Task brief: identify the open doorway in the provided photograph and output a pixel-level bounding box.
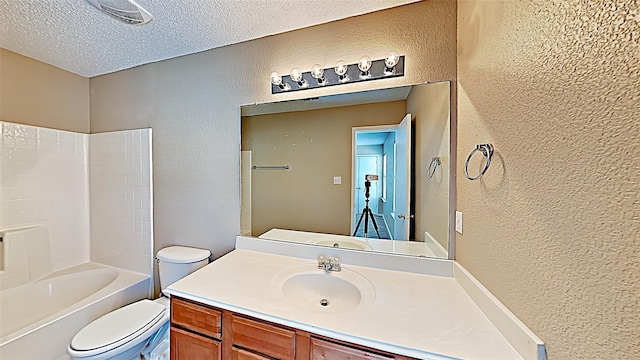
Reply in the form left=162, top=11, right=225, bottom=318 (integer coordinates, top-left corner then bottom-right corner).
left=352, top=133, right=393, bottom=239
left=350, top=114, right=412, bottom=240
left=351, top=114, right=414, bottom=240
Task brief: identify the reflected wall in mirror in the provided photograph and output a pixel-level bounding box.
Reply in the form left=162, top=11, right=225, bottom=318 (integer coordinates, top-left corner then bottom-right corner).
left=240, top=81, right=452, bottom=259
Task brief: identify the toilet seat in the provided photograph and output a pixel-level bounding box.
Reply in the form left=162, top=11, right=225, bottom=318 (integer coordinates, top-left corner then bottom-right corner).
left=69, top=300, right=168, bottom=359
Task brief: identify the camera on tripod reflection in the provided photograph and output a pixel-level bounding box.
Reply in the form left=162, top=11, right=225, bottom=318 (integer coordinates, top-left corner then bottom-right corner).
left=364, top=174, right=378, bottom=199
left=353, top=174, right=381, bottom=238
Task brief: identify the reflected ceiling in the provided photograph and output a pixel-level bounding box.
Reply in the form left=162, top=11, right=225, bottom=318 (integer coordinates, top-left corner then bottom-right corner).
left=241, top=86, right=412, bottom=116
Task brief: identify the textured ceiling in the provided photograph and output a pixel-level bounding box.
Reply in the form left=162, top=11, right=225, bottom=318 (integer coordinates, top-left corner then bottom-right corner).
left=0, top=0, right=418, bottom=78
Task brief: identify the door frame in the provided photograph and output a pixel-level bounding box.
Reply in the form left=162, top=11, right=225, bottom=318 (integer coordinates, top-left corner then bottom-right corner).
left=350, top=124, right=399, bottom=235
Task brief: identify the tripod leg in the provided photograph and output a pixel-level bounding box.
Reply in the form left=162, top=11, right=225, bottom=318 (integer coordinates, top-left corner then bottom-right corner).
left=353, top=208, right=367, bottom=236
left=367, top=208, right=381, bottom=239
left=363, top=208, right=369, bottom=238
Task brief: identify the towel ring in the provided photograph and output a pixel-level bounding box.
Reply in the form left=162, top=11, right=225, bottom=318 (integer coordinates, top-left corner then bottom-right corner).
left=464, top=144, right=494, bottom=180
left=427, top=157, right=441, bottom=178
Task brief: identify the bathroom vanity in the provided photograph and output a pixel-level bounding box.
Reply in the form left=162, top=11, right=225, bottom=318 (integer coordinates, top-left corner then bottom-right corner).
left=171, top=296, right=417, bottom=359
left=165, top=236, right=546, bottom=360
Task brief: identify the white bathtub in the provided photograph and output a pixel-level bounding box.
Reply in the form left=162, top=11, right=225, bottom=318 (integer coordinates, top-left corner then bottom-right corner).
left=0, top=262, right=151, bottom=360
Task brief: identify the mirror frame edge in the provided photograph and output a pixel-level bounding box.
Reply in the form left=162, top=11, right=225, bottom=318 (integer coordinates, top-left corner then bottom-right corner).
left=447, top=81, right=457, bottom=260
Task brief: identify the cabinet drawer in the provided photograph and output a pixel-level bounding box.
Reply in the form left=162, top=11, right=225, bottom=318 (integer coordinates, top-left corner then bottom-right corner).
left=231, top=347, right=272, bottom=360
left=231, top=315, right=295, bottom=359
left=171, top=297, right=222, bottom=339
left=171, top=327, right=221, bottom=359
left=310, top=337, right=393, bottom=360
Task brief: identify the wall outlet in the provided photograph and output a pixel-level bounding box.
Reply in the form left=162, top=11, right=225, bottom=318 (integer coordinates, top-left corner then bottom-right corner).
left=455, top=211, right=463, bottom=234
left=333, top=176, right=342, bottom=185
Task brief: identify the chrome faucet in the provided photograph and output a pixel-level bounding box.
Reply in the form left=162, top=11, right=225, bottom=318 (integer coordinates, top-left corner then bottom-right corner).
left=317, top=255, right=341, bottom=272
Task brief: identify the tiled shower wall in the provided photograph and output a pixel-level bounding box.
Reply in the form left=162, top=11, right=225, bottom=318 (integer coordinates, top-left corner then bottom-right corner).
left=0, top=122, right=153, bottom=289
left=0, top=122, right=90, bottom=279
left=89, top=129, right=153, bottom=275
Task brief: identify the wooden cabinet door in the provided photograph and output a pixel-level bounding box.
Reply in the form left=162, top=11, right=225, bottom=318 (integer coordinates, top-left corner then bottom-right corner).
left=230, top=315, right=296, bottom=359
left=310, top=337, right=393, bottom=360
left=171, top=297, right=222, bottom=339
left=231, top=347, right=273, bottom=360
left=171, top=327, right=221, bottom=360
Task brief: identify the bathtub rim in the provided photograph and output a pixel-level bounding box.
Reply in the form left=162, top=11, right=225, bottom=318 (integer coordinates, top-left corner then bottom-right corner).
left=0, top=261, right=150, bottom=347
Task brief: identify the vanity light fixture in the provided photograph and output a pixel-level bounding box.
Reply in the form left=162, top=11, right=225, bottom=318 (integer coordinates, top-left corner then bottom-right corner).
left=290, top=68, right=309, bottom=88
left=270, top=72, right=291, bottom=91
left=270, top=51, right=404, bottom=94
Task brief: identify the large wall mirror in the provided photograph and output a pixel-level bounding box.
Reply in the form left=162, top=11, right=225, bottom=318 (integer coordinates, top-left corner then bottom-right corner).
left=240, top=81, right=454, bottom=259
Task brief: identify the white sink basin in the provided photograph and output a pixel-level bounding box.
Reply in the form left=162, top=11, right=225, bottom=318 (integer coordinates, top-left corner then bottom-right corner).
left=313, top=238, right=373, bottom=250
left=272, top=265, right=375, bottom=314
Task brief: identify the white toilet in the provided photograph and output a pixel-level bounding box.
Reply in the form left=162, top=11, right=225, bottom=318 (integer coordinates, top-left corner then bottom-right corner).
left=67, top=246, right=211, bottom=360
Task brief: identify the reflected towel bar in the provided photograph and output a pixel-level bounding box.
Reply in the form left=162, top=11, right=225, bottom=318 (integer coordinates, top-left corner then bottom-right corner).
left=427, top=157, right=441, bottom=179
left=253, top=165, right=290, bottom=170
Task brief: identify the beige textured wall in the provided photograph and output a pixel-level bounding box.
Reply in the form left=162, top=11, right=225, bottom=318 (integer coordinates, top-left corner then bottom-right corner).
left=243, top=101, right=406, bottom=236
left=457, top=1, right=639, bottom=359
left=406, top=82, right=451, bottom=250
left=0, top=49, right=89, bottom=133
left=89, top=0, right=457, bottom=293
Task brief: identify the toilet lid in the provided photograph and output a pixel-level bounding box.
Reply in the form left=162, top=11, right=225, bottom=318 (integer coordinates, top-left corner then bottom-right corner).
left=71, top=299, right=166, bottom=351
left=156, top=246, right=211, bottom=263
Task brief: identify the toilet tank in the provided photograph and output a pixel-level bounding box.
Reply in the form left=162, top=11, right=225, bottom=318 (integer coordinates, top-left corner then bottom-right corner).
left=156, top=246, right=211, bottom=294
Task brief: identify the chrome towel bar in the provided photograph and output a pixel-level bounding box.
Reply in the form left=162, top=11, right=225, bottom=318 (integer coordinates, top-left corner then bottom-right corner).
left=252, top=165, right=290, bottom=170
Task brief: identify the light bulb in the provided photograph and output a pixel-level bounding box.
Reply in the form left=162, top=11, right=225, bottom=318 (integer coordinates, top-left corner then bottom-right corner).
left=311, top=64, right=324, bottom=79
left=270, top=72, right=282, bottom=86
left=290, top=68, right=308, bottom=88
left=290, top=68, right=302, bottom=82
left=334, top=60, right=348, bottom=76
left=384, top=51, right=400, bottom=75
left=385, top=51, right=400, bottom=68
left=358, top=56, right=372, bottom=72
left=358, top=55, right=372, bottom=79
left=270, top=72, right=290, bottom=90
left=311, top=64, right=327, bottom=85
left=334, top=60, right=350, bottom=82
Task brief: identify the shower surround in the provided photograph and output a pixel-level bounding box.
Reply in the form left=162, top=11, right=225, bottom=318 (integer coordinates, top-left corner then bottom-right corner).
left=0, top=122, right=153, bottom=289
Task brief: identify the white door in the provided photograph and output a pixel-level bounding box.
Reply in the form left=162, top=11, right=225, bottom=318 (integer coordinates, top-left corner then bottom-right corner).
left=393, top=114, right=412, bottom=240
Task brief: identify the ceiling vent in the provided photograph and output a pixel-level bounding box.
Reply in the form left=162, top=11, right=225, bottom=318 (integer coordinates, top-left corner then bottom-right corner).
left=85, top=0, right=153, bottom=25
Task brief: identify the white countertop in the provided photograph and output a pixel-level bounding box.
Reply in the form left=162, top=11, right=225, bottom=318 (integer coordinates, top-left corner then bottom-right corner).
left=165, top=248, right=523, bottom=360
